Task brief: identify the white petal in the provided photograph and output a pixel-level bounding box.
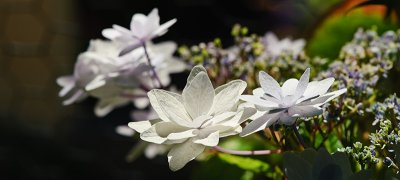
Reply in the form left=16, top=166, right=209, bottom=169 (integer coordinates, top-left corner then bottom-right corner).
left=94, top=97, right=129, bottom=117
left=252, top=88, right=264, bottom=96
left=193, top=131, right=219, bottom=146
left=278, top=113, right=297, bottom=125
left=119, top=42, right=143, bottom=56
left=303, top=78, right=334, bottom=98
left=293, top=68, right=310, bottom=100
left=220, top=126, right=242, bottom=137
left=208, top=112, right=237, bottom=126
left=289, top=106, right=323, bottom=117
left=62, top=89, right=87, bottom=105
left=141, top=122, right=188, bottom=144
left=128, top=119, right=160, bottom=133
left=167, top=129, right=198, bottom=140
left=185, top=65, right=207, bottom=88
left=240, top=95, right=279, bottom=110
left=182, top=72, right=214, bottom=119
left=152, top=18, right=177, bottom=37
left=168, top=140, right=205, bottom=171
left=116, top=125, right=135, bottom=136
left=210, top=80, right=246, bottom=115
left=102, top=28, right=121, bottom=40
left=259, top=71, right=282, bottom=99
left=299, top=88, right=347, bottom=106
left=240, top=112, right=281, bottom=137
left=133, top=97, right=150, bottom=109
left=148, top=89, right=192, bottom=126
left=281, top=78, right=298, bottom=97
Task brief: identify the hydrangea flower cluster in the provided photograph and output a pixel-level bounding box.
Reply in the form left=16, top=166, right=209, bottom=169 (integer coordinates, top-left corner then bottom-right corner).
left=340, top=94, right=400, bottom=172
left=56, top=7, right=400, bottom=178
left=178, top=25, right=326, bottom=91
left=319, top=29, right=399, bottom=122
left=57, top=9, right=185, bottom=117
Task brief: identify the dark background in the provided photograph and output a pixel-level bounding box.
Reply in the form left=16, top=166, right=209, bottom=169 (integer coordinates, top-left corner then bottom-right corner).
left=0, top=0, right=336, bottom=179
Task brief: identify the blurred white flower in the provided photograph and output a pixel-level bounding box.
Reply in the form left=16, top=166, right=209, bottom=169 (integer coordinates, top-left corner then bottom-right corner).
left=102, top=8, right=177, bottom=56
left=263, top=32, right=305, bottom=57
left=128, top=65, right=255, bottom=171
left=240, top=68, right=347, bottom=137
left=57, top=39, right=186, bottom=117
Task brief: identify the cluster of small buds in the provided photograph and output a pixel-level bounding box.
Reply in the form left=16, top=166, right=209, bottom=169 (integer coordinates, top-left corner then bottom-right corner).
left=179, top=24, right=324, bottom=91
left=340, top=94, right=400, bottom=171
left=338, top=142, right=379, bottom=168
left=318, top=29, right=400, bottom=122
left=367, top=94, right=400, bottom=125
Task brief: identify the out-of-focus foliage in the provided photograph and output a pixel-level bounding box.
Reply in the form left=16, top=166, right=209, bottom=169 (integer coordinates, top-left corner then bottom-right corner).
left=308, top=11, right=398, bottom=59
left=283, top=148, right=371, bottom=180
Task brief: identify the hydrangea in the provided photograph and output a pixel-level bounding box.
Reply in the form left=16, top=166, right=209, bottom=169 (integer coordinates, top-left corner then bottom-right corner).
left=57, top=39, right=185, bottom=116
left=102, top=8, right=177, bottom=55
left=128, top=65, right=255, bottom=171
left=262, top=32, right=305, bottom=57
left=240, top=68, right=347, bottom=136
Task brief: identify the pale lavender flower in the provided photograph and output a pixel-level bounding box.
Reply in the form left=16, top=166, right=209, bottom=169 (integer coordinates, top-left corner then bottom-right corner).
left=102, top=8, right=177, bottom=56
left=240, top=68, right=347, bottom=136
left=129, top=65, right=255, bottom=171
left=262, top=32, right=305, bottom=57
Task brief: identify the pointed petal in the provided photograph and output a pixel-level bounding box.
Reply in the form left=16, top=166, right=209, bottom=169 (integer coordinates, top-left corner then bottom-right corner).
left=102, top=28, right=121, bottom=40
left=185, top=65, right=207, bottom=88
left=293, top=68, right=310, bottom=99
left=94, top=97, right=129, bottom=117
left=259, top=71, right=282, bottom=99
left=303, top=78, right=334, bottom=98
left=210, top=80, right=246, bottom=115
left=119, top=42, right=142, bottom=56
left=148, top=89, right=192, bottom=126
left=140, top=121, right=189, bottom=144
left=240, top=95, right=279, bottom=110
left=299, top=88, right=347, bottom=106
left=167, top=129, right=198, bottom=140
left=152, top=18, right=177, bottom=37
left=281, top=78, right=298, bottom=97
left=182, top=72, right=214, bottom=119
left=168, top=140, right=205, bottom=171
left=240, top=112, right=281, bottom=137
left=128, top=119, right=161, bottom=133
left=62, top=89, right=87, bottom=105
left=289, top=106, right=323, bottom=117
left=193, top=131, right=219, bottom=146
left=252, top=88, right=264, bottom=96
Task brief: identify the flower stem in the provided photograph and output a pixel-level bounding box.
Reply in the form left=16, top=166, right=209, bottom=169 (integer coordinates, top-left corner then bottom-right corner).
left=292, top=124, right=307, bottom=149
left=142, top=43, right=164, bottom=89
left=213, top=146, right=282, bottom=155
left=269, top=127, right=280, bottom=146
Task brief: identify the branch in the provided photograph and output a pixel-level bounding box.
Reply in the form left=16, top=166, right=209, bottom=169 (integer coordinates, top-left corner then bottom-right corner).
left=213, top=146, right=282, bottom=155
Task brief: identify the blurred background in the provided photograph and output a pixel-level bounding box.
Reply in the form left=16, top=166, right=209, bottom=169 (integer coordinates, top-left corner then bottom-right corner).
left=0, top=0, right=398, bottom=179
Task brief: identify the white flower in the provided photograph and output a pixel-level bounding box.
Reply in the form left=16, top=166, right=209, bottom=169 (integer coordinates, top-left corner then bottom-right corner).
left=102, top=8, right=177, bottom=56
left=128, top=65, right=255, bottom=171
left=240, top=68, right=347, bottom=137
left=263, top=32, right=305, bottom=57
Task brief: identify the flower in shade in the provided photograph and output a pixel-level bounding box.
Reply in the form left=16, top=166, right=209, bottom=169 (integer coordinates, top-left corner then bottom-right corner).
left=102, top=8, right=177, bottom=56
left=240, top=68, right=347, bottom=137
left=262, top=32, right=305, bottom=57
left=128, top=65, right=255, bottom=171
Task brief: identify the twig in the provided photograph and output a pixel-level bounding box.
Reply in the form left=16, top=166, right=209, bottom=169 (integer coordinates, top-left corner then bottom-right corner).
left=142, top=43, right=164, bottom=89
left=213, top=146, right=282, bottom=155
left=292, top=124, right=308, bottom=149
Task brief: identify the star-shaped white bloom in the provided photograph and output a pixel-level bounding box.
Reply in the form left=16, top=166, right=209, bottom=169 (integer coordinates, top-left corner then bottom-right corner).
left=102, top=8, right=177, bottom=56
left=263, top=32, right=305, bottom=57
left=128, top=65, right=256, bottom=171
left=240, top=68, right=347, bottom=137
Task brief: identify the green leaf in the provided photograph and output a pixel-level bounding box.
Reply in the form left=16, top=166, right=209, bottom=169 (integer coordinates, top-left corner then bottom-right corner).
left=312, top=148, right=337, bottom=179
left=332, top=152, right=353, bottom=178
left=217, top=153, right=270, bottom=174
left=283, top=151, right=313, bottom=180
left=345, top=170, right=371, bottom=180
